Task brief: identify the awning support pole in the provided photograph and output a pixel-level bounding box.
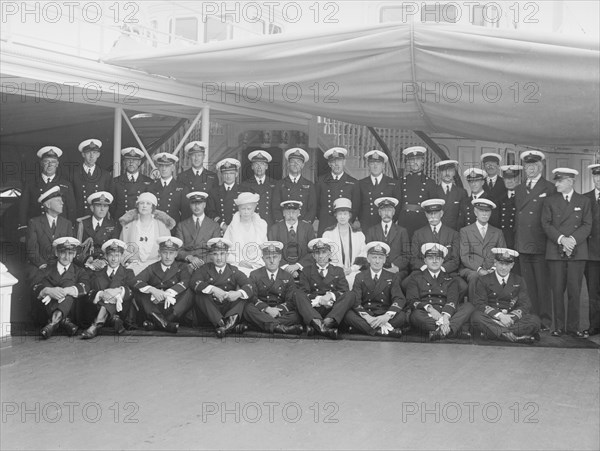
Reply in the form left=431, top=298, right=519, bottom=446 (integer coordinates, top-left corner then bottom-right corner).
left=113, top=107, right=122, bottom=177
left=171, top=110, right=204, bottom=158
left=201, top=106, right=210, bottom=168
left=120, top=110, right=156, bottom=170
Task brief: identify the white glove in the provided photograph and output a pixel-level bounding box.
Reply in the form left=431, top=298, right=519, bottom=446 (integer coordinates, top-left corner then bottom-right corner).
left=164, top=296, right=177, bottom=309
left=57, top=296, right=66, bottom=304
left=92, top=291, right=103, bottom=304
left=379, top=322, right=394, bottom=335
left=41, top=295, right=51, bottom=305
left=116, top=295, right=123, bottom=312
left=311, top=296, right=321, bottom=308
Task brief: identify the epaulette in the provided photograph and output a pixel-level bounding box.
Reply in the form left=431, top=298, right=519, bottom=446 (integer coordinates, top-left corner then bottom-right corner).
left=76, top=215, right=91, bottom=223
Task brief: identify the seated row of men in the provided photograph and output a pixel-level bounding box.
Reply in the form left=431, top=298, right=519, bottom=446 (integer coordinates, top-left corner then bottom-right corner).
left=33, top=235, right=541, bottom=344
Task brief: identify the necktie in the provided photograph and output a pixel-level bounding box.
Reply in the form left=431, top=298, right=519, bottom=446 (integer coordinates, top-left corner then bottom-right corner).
left=196, top=171, right=201, bottom=177
left=373, top=178, right=378, bottom=186
left=384, top=224, right=389, bottom=237
left=226, top=186, right=230, bottom=191
left=509, top=191, right=514, bottom=199
left=527, top=180, right=533, bottom=192
left=51, top=219, right=56, bottom=234
left=196, top=218, right=201, bottom=231
left=502, top=278, right=506, bottom=288
left=319, top=268, right=325, bottom=278
left=480, top=226, right=486, bottom=238
left=87, top=169, right=92, bottom=177
left=270, top=273, right=275, bottom=282
left=374, top=273, right=379, bottom=283
left=129, top=175, right=134, bottom=182
left=289, top=227, right=296, bottom=240
left=488, top=179, right=494, bottom=189
left=163, top=181, right=167, bottom=188
left=445, top=185, right=450, bottom=195
left=59, top=266, right=64, bottom=276
left=432, top=226, right=439, bottom=242
left=109, top=269, right=115, bottom=279
left=258, top=180, right=262, bottom=185
left=564, top=195, right=570, bottom=205
left=94, top=221, right=99, bottom=231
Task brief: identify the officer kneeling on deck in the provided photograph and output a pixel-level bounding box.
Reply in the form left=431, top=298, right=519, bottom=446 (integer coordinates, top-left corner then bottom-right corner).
left=407, top=243, right=474, bottom=341
left=190, top=238, right=253, bottom=338
left=471, top=248, right=541, bottom=344
left=81, top=239, right=135, bottom=339
left=132, top=237, right=192, bottom=333
left=32, top=237, right=89, bottom=339
left=344, top=241, right=409, bottom=338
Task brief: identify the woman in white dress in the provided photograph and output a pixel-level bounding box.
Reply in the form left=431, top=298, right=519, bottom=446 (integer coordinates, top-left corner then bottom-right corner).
left=223, top=192, right=268, bottom=275
left=322, top=197, right=367, bottom=289
left=119, top=192, right=175, bottom=275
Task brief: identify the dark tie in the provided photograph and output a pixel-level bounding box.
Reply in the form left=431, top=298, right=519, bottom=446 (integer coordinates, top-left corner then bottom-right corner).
left=564, top=195, right=570, bottom=205
left=226, top=186, right=230, bottom=191
left=196, top=171, right=201, bottom=177
left=129, top=175, right=134, bottom=182
left=94, top=221, right=99, bottom=231
left=384, top=224, right=389, bottom=237
left=432, top=226, right=439, bottom=242
left=509, top=191, right=514, bottom=199
left=270, top=273, right=275, bottom=282
left=374, top=273, right=379, bottom=283
left=289, top=227, right=296, bottom=240
left=163, top=181, right=167, bottom=188
left=445, top=185, right=450, bottom=195
left=488, top=179, right=494, bottom=189
left=109, top=269, right=115, bottom=279
left=51, top=219, right=56, bottom=235
left=527, top=180, right=533, bottom=192
left=373, top=178, right=378, bottom=186
left=501, top=278, right=506, bottom=288
left=319, top=268, right=325, bottom=278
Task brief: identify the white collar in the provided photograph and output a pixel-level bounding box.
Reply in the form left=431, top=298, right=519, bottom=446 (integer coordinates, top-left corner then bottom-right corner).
left=42, top=174, right=54, bottom=182
left=223, top=182, right=235, bottom=190
left=477, top=221, right=488, bottom=230
left=289, top=174, right=300, bottom=182
left=285, top=220, right=298, bottom=230
left=83, top=164, right=96, bottom=173
left=428, top=270, right=441, bottom=279
left=496, top=271, right=510, bottom=285
left=472, top=191, right=484, bottom=198
left=487, top=174, right=498, bottom=182
left=255, top=175, right=266, bottom=184
left=267, top=269, right=278, bottom=279
left=93, top=217, right=103, bottom=228
left=370, top=269, right=383, bottom=279
left=381, top=221, right=392, bottom=231
left=372, top=174, right=383, bottom=183
left=317, top=264, right=329, bottom=272
left=563, top=189, right=574, bottom=199
left=161, top=263, right=172, bottom=272
left=46, top=213, right=58, bottom=226
left=161, top=176, right=173, bottom=185
left=107, top=265, right=120, bottom=275
left=127, top=171, right=139, bottom=181
left=193, top=214, right=205, bottom=223
left=57, top=262, right=70, bottom=273
left=431, top=223, right=442, bottom=232
left=193, top=167, right=204, bottom=176
left=331, top=172, right=342, bottom=180
left=441, top=181, right=453, bottom=190
left=215, top=265, right=227, bottom=273
left=528, top=174, right=542, bottom=183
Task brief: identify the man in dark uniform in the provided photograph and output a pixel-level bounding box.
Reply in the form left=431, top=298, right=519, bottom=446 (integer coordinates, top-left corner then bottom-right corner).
left=18, top=146, right=77, bottom=237
left=81, top=239, right=135, bottom=339
left=112, top=147, right=152, bottom=220
left=296, top=238, right=357, bottom=339
left=206, top=158, right=243, bottom=233
left=32, top=237, right=89, bottom=339
left=272, top=148, right=316, bottom=223
left=343, top=242, right=409, bottom=337
left=190, top=238, right=253, bottom=337
left=70, top=139, right=113, bottom=220
left=398, top=146, right=437, bottom=238
left=75, top=191, right=120, bottom=271
left=177, top=141, right=218, bottom=193
left=315, top=147, right=359, bottom=236
left=175, top=191, right=221, bottom=271
left=149, top=152, right=191, bottom=224
left=132, top=237, right=192, bottom=333
left=408, top=243, right=474, bottom=341
left=498, top=165, right=522, bottom=255
left=459, top=168, right=497, bottom=228
left=471, top=248, right=541, bottom=343
left=432, top=160, right=468, bottom=232
left=241, top=150, right=277, bottom=226
left=481, top=153, right=507, bottom=208
left=365, top=197, right=410, bottom=278
left=542, top=168, right=592, bottom=337
left=26, top=186, right=74, bottom=277
left=584, top=163, right=600, bottom=336
left=407, top=199, right=466, bottom=299
left=514, top=150, right=555, bottom=330
left=268, top=200, right=315, bottom=279
left=356, top=150, right=401, bottom=231
left=243, top=241, right=307, bottom=335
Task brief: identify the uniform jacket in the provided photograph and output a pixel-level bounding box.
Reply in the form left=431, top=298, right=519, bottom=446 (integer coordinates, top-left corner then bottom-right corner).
left=410, top=223, right=460, bottom=274
left=365, top=222, right=411, bottom=272
left=26, top=215, right=74, bottom=268
left=356, top=174, right=401, bottom=231
left=249, top=267, right=297, bottom=311
left=459, top=222, right=506, bottom=271
left=190, top=262, right=253, bottom=298
left=584, top=189, right=600, bottom=261
left=206, top=183, right=243, bottom=225
left=32, top=262, right=89, bottom=297
left=133, top=260, right=190, bottom=295
left=399, top=171, right=437, bottom=208
left=272, top=175, right=317, bottom=222
left=174, top=215, right=221, bottom=263
left=298, top=263, right=349, bottom=301
left=70, top=165, right=113, bottom=219
left=149, top=178, right=191, bottom=224
left=499, top=191, right=517, bottom=248
left=19, top=174, right=77, bottom=229
left=268, top=220, right=315, bottom=268
left=483, top=176, right=507, bottom=206
left=541, top=191, right=592, bottom=260
left=352, top=269, right=406, bottom=315
left=432, top=183, right=468, bottom=232
left=241, top=176, right=277, bottom=225
left=514, top=177, right=555, bottom=254
left=406, top=269, right=458, bottom=315
left=473, top=271, right=531, bottom=319
left=112, top=173, right=152, bottom=220
left=315, top=172, right=359, bottom=234
left=177, top=167, right=218, bottom=194
left=89, top=265, right=135, bottom=301
left=76, top=216, right=120, bottom=257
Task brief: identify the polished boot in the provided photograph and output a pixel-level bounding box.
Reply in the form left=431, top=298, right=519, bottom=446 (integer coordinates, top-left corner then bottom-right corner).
left=273, top=324, right=304, bottom=335
left=112, top=315, right=126, bottom=335
left=151, top=312, right=178, bottom=333
left=60, top=317, right=79, bottom=336
left=221, top=314, right=240, bottom=334
left=81, top=308, right=109, bottom=340
left=309, top=319, right=337, bottom=339
left=428, top=329, right=445, bottom=341
left=41, top=310, right=63, bottom=340
left=501, top=332, right=535, bottom=344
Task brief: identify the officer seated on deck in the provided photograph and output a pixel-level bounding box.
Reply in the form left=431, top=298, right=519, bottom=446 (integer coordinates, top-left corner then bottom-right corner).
left=343, top=241, right=408, bottom=338
left=471, top=248, right=541, bottom=344
left=407, top=243, right=474, bottom=341
left=32, top=237, right=89, bottom=339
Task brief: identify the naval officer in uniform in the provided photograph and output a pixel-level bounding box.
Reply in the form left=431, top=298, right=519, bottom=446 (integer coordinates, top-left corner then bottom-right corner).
left=272, top=148, right=316, bottom=223
left=432, top=160, right=468, bottom=232
left=112, top=147, right=152, bottom=220
left=481, top=152, right=507, bottom=209
left=149, top=152, right=191, bottom=224
left=206, top=158, right=243, bottom=232
left=241, top=150, right=277, bottom=226
left=584, top=164, right=600, bottom=337
left=177, top=141, right=218, bottom=194
left=498, top=165, right=522, bottom=253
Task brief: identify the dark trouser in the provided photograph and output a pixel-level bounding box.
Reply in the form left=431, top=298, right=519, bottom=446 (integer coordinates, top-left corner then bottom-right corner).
left=243, top=304, right=303, bottom=332
left=343, top=309, right=410, bottom=336
left=93, top=297, right=133, bottom=322
left=410, top=302, right=475, bottom=333
left=44, top=296, right=75, bottom=319
left=294, top=292, right=356, bottom=325
left=585, top=260, right=600, bottom=332
left=520, top=253, right=551, bottom=327
left=548, top=260, right=585, bottom=332
left=195, top=293, right=245, bottom=327
left=471, top=310, right=541, bottom=338
left=136, top=291, right=193, bottom=321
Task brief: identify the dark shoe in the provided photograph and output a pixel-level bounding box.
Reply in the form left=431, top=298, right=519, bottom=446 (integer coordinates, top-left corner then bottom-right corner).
left=310, top=318, right=338, bottom=339
left=532, top=332, right=541, bottom=341
left=61, top=317, right=79, bottom=336
left=513, top=335, right=536, bottom=344
left=451, top=330, right=472, bottom=340
left=551, top=329, right=563, bottom=337
left=586, top=328, right=599, bottom=336
left=81, top=324, right=101, bottom=340
left=323, top=318, right=337, bottom=329
left=142, top=320, right=155, bottom=331
left=215, top=326, right=227, bottom=338
left=40, top=322, right=59, bottom=340
left=305, top=325, right=315, bottom=336
left=221, top=314, right=240, bottom=335
left=273, top=324, right=304, bottom=335
left=112, top=315, right=125, bottom=335
left=540, top=325, right=551, bottom=332
left=570, top=330, right=586, bottom=338
left=386, top=328, right=403, bottom=338
left=150, top=313, right=178, bottom=333
left=234, top=323, right=248, bottom=334
left=428, top=329, right=445, bottom=342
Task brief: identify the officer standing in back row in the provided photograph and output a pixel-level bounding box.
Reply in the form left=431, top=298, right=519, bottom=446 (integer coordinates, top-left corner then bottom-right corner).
left=177, top=141, right=219, bottom=193
left=149, top=152, right=191, bottom=224
left=272, top=148, right=316, bottom=223
left=112, top=147, right=152, bottom=220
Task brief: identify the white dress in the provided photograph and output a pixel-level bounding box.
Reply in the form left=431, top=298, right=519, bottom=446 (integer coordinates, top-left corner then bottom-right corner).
left=223, top=212, right=268, bottom=276
left=120, top=216, right=171, bottom=275
left=322, top=225, right=367, bottom=289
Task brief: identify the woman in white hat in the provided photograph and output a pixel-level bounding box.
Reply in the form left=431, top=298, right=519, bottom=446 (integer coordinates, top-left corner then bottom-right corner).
left=322, top=198, right=367, bottom=288
left=222, top=192, right=268, bottom=275
left=119, top=192, right=176, bottom=275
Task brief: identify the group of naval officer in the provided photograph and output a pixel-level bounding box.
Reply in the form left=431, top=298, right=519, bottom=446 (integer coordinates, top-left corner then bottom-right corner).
left=20, top=138, right=600, bottom=343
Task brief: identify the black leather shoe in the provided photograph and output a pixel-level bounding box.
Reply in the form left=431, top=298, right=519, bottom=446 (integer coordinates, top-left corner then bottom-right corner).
left=428, top=329, right=445, bottom=342
left=81, top=324, right=101, bottom=340
left=40, top=322, right=59, bottom=340
left=112, top=315, right=125, bottom=335
left=551, top=329, right=563, bottom=337
left=305, top=325, right=315, bottom=336
left=221, top=314, right=240, bottom=335
left=142, top=320, right=155, bottom=331
left=151, top=312, right=178, bottom=333
left=323, top=318, right=337, bottom=329
left=273, top=324, right=304, bottom=335
left=513, top=335, right=536, bottom=344
left=61, top=317, right=79, bottom=336
left=451, top=330, right=472, bottom=340
left=532, top=332, right=541, bottom=341
left=570, top=330, right=586, bottom=338
left=234, top=323, right=248, bottom=334
left=386, top=328, right=403, bottom=338
left=540, top=325, right=551, bottom=332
